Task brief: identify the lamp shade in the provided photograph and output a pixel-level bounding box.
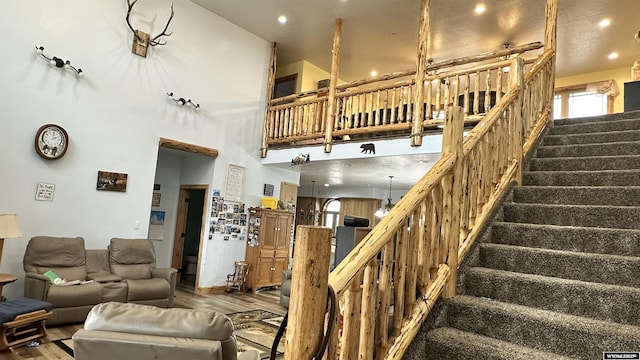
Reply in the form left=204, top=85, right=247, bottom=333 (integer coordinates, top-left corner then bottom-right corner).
left=0, top=214, right=23, bottom=239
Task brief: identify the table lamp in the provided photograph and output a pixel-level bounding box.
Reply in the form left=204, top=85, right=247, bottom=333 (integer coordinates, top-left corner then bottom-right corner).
left=0, top=214, right=23, bottom=264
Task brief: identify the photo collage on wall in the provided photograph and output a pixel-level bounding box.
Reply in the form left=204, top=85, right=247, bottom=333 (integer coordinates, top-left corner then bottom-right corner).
left=209, top=190, right=247, bottom=242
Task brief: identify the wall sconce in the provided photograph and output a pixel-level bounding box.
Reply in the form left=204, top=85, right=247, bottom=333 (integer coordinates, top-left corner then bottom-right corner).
left=167, top=92, right=199, bottom=109
left=35, top=46, right=83, bottom=76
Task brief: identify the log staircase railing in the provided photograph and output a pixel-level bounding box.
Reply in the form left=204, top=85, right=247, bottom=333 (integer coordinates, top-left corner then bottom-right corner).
left=283, top=1, right=558, bottom=358
left=284, top=48, right=555, bottom=360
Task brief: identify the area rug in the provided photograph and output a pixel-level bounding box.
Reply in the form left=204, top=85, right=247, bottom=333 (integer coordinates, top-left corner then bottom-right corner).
left=228, top=309, right=285, bottom=359
left=52, top=338, right=74, bottom=358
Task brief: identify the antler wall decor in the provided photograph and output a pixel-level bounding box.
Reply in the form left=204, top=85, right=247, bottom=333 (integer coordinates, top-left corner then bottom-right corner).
left=35, top=46, right=83, bottom=76
left=167, top=92, right=200, bottom=109
left=125, top=0, right=174, bottom=58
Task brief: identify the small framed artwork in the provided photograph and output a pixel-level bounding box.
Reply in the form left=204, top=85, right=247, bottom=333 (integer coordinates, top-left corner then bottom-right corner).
left=150, top=210, right=165, bottom=225
left=152, top=193, right=161, bottom=207
left=97, top=171, right=128, bottom=192
left=35, top=182, right=55, bottom=201
left=154, top=184, right=161, bottom=191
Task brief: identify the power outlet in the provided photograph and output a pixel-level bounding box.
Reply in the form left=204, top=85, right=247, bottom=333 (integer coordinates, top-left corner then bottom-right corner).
left=134, top=220, right=140, bottom=229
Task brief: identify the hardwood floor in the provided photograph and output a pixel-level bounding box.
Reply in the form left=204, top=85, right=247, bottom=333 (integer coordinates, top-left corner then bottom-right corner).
left=2, top=287, right=285, bottom=359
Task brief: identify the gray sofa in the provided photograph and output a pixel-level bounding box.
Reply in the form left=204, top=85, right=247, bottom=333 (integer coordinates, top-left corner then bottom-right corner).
left=23, top=236, right=176, bottom=325
left=280, top=270, right=291, bottom=308
left=73, top=302, right=259, bottom=360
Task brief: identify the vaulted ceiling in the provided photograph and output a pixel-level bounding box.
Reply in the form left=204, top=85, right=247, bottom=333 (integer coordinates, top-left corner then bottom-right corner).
left=191, top=0, right=640, bottom=190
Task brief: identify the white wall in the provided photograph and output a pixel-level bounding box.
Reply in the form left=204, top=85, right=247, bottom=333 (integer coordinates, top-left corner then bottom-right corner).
left=0, top=0, right=299, bottom=299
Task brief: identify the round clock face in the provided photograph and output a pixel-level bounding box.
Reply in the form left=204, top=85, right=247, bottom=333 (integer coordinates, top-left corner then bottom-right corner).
left=35, top=124, right=68, bottom=160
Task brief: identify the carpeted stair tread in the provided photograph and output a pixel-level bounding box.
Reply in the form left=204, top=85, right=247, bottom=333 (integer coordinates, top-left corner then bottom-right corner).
left=543, top=129, right=640, bottom=146
left=512, top=186, right=640, bottom=205
left=523, top=169, right=640, bottom=186
left=528, top=155, right=640, bottom=171
left=417, top=112, right=640, bottom=359
left=424, top=327, right=575, bottom=360
left=490, top=222, right=640, bottom=257
left=549, top=118, right=640, bottom=135
left=536, top=141, right=640, bottom=158
left=503, top=203, right=640, bottom=229
left=552, top=110, right=640, bottom=126
left=478, top=243, right=640, bottom=287
left=446, top=295, right=640, bottom=359
left=463, top=267, right=640, bottom=325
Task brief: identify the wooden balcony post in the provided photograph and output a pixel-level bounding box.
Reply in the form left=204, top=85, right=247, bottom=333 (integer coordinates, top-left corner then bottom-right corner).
left=261, top=42, right=277, bottom=158
left=411, top=0, right=430, bottom=147
left=509, top=57, right=525, bottom=184
left=324, top=19, right=343, bottom=153
left=544, top=0, right=558, bottom=108
left=441, top=106, right=464, bottom=298
left=284, top=226, right=332, bottom=360
left=544, top=0, right=558, bottom=53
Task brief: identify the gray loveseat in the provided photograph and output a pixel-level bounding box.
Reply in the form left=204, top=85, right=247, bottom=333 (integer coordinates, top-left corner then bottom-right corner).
left=23, top=236, right=176, bottom=325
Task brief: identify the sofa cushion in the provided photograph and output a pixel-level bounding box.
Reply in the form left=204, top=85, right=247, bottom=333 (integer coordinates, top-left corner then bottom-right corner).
left=47, top=282, right=103, bottom=307
left=23, top=236, right=88, bottom=280
left=0, top=298, right=54, bottom=324
left=125, top=278, right=170, bottom=301
left=84, top=302, right=234, bottom=341
left=86, top=249, right=111, bottom=274
left=109, top=239, right=156, bottom=280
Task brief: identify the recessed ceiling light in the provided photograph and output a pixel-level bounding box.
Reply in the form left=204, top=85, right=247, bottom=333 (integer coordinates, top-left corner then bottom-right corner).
left=278, top=15, right=287, bottom=24
left=474, top=4, right=486, bottom=14
left=324, top=183, right=330, bottom=187
left=608, top=52, right=619, bottom=60
left=598, top=18, right=610, bottom=27
left=370, top=70, right=378, bottom=77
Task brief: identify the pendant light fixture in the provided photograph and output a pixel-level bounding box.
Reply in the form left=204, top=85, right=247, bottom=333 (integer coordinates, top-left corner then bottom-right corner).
left=308, top=180, right=316, bottom=224
left=375, top=176, right=394, bottom=218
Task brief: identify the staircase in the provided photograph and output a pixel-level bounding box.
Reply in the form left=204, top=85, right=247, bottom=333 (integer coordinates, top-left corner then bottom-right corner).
left=418, top=111, right=640, bottom=359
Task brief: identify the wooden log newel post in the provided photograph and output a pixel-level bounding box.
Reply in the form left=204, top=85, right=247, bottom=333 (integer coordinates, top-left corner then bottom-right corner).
left=544, top=0, right=558, bottom=54
left=509, top=57, right=525, bottom=184
left=544, top=0, right=558, bottom=117
left=261, top=42, right=277, bottom=158
left=441, top=106, right=464, bottom=298
left=284, top=226, right=333, bottom=360
left=324, top=19, right=343, bottom=153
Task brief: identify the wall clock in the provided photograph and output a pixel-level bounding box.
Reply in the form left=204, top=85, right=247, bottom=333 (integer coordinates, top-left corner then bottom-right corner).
left=34, top=124, right=69, bottom=160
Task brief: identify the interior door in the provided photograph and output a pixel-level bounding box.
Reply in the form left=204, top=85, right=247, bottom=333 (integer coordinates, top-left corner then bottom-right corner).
left=171, top=185, right=207, bottom=289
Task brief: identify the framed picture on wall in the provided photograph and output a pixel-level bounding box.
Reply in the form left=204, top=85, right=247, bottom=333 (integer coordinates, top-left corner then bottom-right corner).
left=96, top=171, right=128, bottom=192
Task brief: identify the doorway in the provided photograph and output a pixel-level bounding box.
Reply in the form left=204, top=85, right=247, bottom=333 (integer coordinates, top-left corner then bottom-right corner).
left=171, top=185, right=207, bottom=289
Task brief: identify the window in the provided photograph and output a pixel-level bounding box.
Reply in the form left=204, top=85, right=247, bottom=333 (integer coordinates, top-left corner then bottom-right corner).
left=274, top=74, right=297, bottom=99
left=323, top=199, right=340, bottom=236
left=554, top=85, right=614, bottom=120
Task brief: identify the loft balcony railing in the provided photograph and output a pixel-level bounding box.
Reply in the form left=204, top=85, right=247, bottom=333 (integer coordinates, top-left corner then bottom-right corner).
left=262, top=42, right=543, bottom=155
left=278, top=1, right=558, bottom=359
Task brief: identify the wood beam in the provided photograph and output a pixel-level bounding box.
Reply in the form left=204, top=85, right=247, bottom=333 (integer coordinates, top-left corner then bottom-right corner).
left=159, top=138, right=218, bottom=158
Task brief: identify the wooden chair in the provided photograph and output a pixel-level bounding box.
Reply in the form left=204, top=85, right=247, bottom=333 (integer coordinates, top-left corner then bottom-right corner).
left=225, top=261, right=248, bottom=292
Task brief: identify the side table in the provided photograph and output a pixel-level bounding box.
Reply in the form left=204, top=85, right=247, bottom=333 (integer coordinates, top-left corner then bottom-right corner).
left=0, top=274, right=18, bottom=301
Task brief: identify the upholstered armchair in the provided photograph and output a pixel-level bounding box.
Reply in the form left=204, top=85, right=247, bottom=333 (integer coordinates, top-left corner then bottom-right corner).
left=23, top=236, right=103, bottom=325
left=108, top=238, right=177, bottom=307
left=73, top=302, right=259, bottom=360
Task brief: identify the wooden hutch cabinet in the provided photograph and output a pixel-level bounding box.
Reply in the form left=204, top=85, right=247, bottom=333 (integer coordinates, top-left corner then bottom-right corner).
left=244, top=208, right=292, bottom=292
